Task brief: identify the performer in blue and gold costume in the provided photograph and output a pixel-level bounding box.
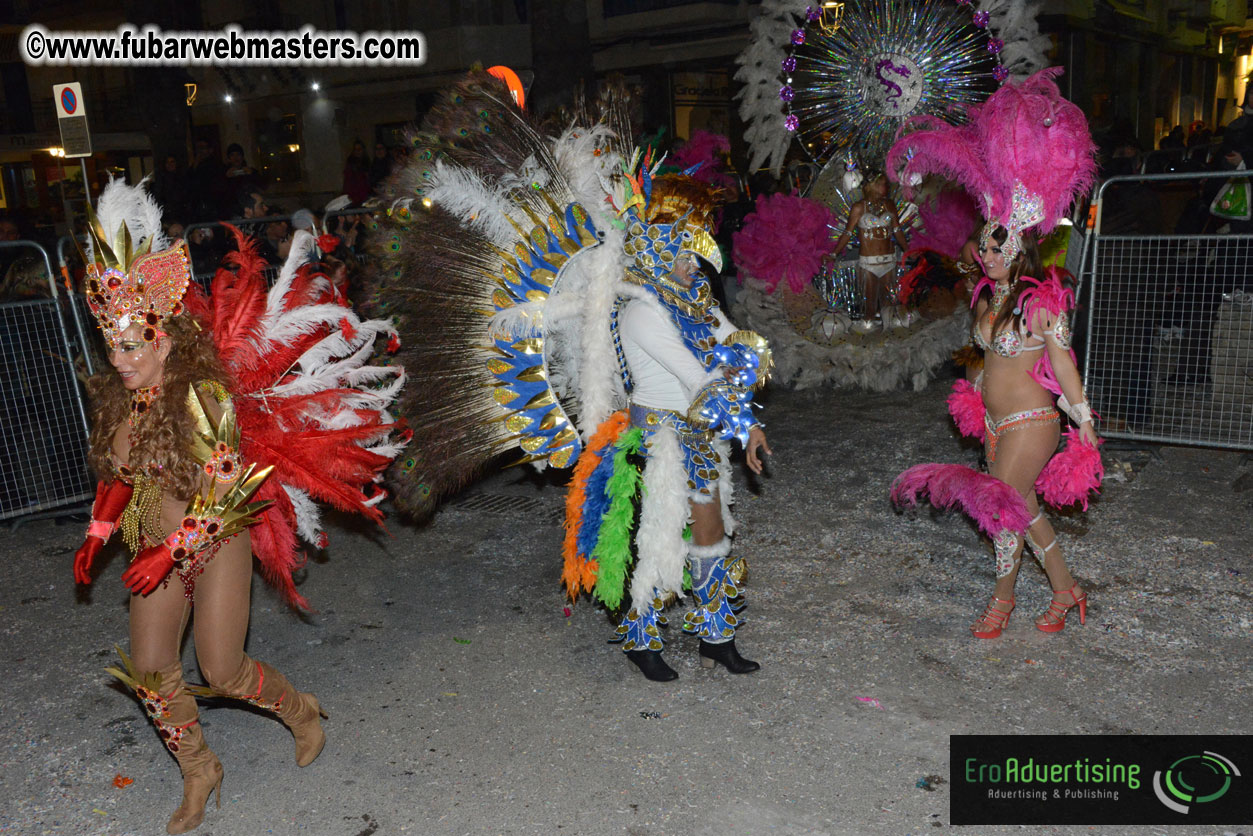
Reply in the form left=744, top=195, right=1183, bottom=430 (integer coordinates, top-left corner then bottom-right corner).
left=365, top=71, right=773, bottom=682
left=585, top=170, right=772, bottom=681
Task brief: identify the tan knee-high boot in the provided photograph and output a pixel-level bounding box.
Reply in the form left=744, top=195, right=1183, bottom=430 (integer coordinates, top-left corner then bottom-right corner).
left=107, top=650, right=222, bottom=834
left=191, top=655, right=327, bottom=767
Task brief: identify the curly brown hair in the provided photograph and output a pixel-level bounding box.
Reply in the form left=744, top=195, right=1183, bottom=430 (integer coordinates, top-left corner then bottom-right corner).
left=87, top=313, right=232, bottom=500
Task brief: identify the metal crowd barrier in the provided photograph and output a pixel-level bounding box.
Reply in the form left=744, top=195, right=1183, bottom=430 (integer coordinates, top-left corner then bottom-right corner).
left=0, top=240, right=94, bottom=522
left=1081, top=170, right=1253, bottom=450
left=56, top=233, right=101, bottom=377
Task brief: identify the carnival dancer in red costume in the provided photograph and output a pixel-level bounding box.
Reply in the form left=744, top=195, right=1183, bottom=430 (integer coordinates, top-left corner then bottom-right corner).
left=72, top=179, right=405, bottom=833
left=887, top=69, right=1103, bottom=638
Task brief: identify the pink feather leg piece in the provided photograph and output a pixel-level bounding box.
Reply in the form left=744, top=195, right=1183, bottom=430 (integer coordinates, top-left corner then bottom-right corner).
left=890, top=463, right=1032, bottom=539
left=947, top=379, right=987, bottom=442
left=1036, top=429, right=1104, bottom=511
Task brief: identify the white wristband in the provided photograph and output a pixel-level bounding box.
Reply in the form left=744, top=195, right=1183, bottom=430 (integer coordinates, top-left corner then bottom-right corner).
left=1057, top=394, right=1093, bottom=425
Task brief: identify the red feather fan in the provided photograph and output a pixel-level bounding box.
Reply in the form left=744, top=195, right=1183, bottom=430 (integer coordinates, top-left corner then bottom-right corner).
left=195, top=229, right=405, bottom=609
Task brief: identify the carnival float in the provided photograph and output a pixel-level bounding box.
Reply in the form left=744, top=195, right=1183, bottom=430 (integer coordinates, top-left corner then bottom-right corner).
left=731, top=0, right=1052, bottom=390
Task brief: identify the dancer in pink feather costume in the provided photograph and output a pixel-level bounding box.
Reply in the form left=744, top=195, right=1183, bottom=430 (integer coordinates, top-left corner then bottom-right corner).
left=887, top=68, right=1103, bottom=638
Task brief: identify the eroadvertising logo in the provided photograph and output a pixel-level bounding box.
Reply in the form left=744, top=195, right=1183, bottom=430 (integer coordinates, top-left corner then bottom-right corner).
left=950, top=735, right=1252, bottom=825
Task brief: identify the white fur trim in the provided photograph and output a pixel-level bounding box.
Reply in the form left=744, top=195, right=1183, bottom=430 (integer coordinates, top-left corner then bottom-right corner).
left=571, top=240, right=629, bottom=436
left=714, top=438, right=737, bottom=535
left=686, top=537, right=732, bottom=559
left=629, top=426, right=690, bottom=611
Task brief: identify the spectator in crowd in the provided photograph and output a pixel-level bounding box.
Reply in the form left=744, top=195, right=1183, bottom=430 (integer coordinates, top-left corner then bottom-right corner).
left=213, top=186, right=274, bottom=266
left=1101, top=139, right=1164, bottom=235
left=257, top=213, right=293, bottom=267
left=1164, top=132, right=1253, bottom=386
left=342, top=140, right=372, bottom=205
left=230, top=186, right=269, bottom=224
left=190, top=139, right=228, bottom=218
left=0, top=209, right=49, bottom=300
left=0, top=213, right=19, bottom=242
left=1186, top=121, right=1214, bottom=165
left=388, top=144, right=408, bottom=170
left=166, top=220, right=220, bottom=283
left=369, top=142, right=393, bottom=189
left=224, top=142, right=262, bottom=197
left=713, top=176, right=750, bottom=309
left=152, top=155, right=192, bottom=224
left=1159, top=125, right=1185, bottom=150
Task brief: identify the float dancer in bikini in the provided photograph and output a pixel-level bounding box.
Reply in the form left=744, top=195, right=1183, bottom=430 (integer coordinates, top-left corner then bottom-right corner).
left=833, top=169, right=910, bottom=332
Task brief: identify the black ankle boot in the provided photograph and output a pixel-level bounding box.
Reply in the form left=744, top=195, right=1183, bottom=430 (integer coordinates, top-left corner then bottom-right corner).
left=698, top=639, right=760, bottom=674
left=625, top=650, right=678, bottom=682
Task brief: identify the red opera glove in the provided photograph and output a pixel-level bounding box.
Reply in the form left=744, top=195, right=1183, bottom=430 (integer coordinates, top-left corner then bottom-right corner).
left=73, top=538, right=105, bottom=585
left=74, top=480, right=134, bottom=585
left=121, top=543, right=177, bottom=597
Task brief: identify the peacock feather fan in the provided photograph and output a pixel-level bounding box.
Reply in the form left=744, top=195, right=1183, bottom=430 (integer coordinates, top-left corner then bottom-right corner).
left=363, top=70, right=621, bottom=519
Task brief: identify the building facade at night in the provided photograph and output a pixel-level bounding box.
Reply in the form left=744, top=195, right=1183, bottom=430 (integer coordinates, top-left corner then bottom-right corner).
left=1, top=0, right=1252, bottom=232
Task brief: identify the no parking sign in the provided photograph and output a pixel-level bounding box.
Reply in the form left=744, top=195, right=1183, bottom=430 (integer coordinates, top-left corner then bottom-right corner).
left=52, top=82, right=92, bottom=157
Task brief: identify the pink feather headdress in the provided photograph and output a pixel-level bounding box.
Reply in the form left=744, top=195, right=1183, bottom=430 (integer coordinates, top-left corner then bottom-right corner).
left=886, top=68, right=1097, bottom=261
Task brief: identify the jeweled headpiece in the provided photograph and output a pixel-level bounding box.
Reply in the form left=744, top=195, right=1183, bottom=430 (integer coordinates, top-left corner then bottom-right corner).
left=80, top=179, right=191, bottom=350
left=978, top=181, right=1046, bottom=260
left=887, top=68, right=1097, bottom=265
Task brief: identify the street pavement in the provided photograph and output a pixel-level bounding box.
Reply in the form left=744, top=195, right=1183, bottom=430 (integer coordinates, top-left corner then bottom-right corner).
left=1, top=380, right=1249, bottom=836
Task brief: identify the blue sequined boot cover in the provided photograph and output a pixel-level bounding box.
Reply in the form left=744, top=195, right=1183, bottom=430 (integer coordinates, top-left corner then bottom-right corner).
left=682, top=538, right=744, bottom=644
left=612, top=593, right=668, bottom=652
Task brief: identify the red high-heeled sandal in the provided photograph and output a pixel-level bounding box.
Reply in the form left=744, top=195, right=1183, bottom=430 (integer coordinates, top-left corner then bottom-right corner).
left=1036, top=582, right=1087, bottom=633
left=971, top=596, right=1014, bottom=639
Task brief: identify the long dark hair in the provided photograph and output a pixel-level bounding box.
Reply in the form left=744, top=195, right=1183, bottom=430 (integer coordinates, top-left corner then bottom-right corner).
left=988, top=227, right=1044, bottom=337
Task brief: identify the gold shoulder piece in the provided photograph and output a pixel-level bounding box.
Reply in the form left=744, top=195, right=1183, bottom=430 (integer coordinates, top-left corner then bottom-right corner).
left=722, top=330, right=773, bottom=390
left=186, top=382, right=240, bottom=465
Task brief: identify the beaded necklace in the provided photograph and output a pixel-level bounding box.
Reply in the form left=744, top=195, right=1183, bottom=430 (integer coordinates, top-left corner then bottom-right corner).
left=990, top=281, right=1012, bottom=314
left=129, top=385, right=160, bottom=432
left=120, top=385, right=164, bottom=554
